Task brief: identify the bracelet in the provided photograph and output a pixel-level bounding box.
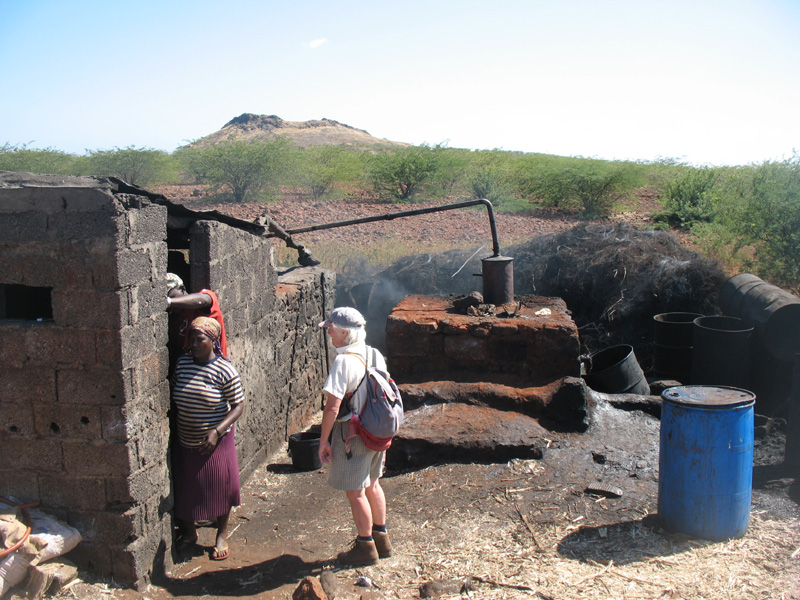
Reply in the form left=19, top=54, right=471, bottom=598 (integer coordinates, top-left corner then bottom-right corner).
left=215, top=427, right=222, bottom=437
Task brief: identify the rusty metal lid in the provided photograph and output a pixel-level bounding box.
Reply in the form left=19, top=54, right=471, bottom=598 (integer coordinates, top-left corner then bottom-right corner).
left=481, top=255, right=514, bottom=264
left=661, top=385, right=756, bottom=408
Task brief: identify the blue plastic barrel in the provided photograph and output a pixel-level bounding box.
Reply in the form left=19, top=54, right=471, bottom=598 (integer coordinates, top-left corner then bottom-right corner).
left=658, top=385, right=755, bottom=540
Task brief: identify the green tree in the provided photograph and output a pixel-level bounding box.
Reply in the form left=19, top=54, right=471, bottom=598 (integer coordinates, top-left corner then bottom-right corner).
left=367, top=144, right=441, bottom=201
left=428, top=146, right=470, bottom=197
left=512, top=154, right=570, bottom=205
left=516, top=156, right=634, bottom=217
left=0, top=143, right=82, bottom=175
left=653, top=168, right=719, bottom=230
left=295, top=145, right=362, bottom=200
left=87, top=146, right=175, bottom=186
left=467, top=149, right=515, bottom=205
left=180, top=138, right=293, bottom=202
left=717, top=156, right=800, bottom=289
left=174, top=143, right=214, bottom=184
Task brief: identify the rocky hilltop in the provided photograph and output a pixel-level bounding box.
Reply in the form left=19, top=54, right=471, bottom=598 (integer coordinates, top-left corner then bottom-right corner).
left=190, top=112, right=407, bottom=149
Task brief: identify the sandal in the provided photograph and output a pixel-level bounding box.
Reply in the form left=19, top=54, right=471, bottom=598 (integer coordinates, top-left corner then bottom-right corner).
left=210, top=545, right=229, bottom=561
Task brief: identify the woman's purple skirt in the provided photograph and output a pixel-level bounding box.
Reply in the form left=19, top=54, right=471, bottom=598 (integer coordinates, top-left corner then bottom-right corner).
left=173, top=429, right=241, bottom=521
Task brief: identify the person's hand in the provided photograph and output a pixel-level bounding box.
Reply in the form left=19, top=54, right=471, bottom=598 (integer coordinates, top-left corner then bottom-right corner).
left=200, top=428, right=221, bottom=455
left=318, top=439, right=332, bottom=465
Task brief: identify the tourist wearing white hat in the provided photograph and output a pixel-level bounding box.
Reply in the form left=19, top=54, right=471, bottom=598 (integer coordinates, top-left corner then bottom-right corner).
left=317, top=307, right=392, bottom=566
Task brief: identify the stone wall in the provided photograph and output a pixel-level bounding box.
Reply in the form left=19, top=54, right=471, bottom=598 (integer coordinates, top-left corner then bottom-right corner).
left=0, top=173, right=334, bottom=587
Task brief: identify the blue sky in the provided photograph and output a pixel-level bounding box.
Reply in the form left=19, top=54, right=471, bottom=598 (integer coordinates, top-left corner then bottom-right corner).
left=1, top=0, right=798, bottom=166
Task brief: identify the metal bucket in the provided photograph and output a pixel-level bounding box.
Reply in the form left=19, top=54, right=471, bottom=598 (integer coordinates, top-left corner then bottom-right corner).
left=691, top=316, right=753, bottom=389
left=584, top=344, right=650, bottom=395
left=719, top=273, right=800, bottom=361
left=288, top=432, right=321, bottom=471
left=653, top=312, right=704, bottom=382
left=658, top=385, right=755, bottom=540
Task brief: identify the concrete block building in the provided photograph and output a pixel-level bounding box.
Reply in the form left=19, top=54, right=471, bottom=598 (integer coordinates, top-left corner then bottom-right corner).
left=0, top=172, right=334, bottom=586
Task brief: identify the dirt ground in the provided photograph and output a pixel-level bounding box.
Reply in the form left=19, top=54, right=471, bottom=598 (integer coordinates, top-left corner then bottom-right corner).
left=152, top=184, right=623, bottom=255
left=11, top=186, right=798, bottom=600
left=42, top=396, right=799, bottom=600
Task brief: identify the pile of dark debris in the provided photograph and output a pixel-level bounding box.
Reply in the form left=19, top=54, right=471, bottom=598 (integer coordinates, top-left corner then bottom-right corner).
left=337, top=222, right=727, bottom=367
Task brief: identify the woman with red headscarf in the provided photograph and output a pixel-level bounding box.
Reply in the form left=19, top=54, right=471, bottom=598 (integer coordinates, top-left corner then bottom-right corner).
left=171, top=316, right=244, bottom=561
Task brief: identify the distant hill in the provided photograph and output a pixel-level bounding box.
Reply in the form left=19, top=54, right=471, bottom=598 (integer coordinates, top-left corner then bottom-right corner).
left=189, top=113, right=408, bottom=150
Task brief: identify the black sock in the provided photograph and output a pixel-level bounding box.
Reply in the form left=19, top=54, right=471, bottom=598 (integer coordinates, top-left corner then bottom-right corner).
left=372, top=524, right=387, bottom=533
left=357, top=534, right=373, bottom=542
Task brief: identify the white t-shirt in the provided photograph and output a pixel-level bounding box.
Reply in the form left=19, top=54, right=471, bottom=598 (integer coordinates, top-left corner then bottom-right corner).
left=322, top=341, right=387, bottom=420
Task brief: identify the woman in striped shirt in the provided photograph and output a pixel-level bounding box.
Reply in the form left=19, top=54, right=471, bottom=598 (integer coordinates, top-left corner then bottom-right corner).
left=171, top=316, right=244, bottom=561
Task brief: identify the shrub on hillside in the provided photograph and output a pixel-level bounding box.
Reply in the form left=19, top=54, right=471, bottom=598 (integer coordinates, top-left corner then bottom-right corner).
left=0, top=143, right=85, bottom=176
left=514, top=155, right=636, bottom=217
left=653, top=168, right=718, bottom=230
left=87, top=146, right=177, bottom=186
left=367, top=144, right=441, bottom=201
left=716, top=156, right=800, bottom=290
left=174, top=138, right=293, bottom=202
left=294, top=145, right=363, bottom=200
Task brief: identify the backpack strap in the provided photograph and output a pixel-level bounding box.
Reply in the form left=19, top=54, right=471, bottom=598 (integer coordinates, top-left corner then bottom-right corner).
left=345, top=351, right=367, bottom=366
left=344, top=351, right=368, bottom=385
left=346, top=346, right=377, bottom=366
left=340, top=351, right=369, bottom=418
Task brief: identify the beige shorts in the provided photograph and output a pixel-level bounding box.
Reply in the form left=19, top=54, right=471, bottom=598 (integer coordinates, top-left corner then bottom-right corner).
left=327, top=420, right=385, bottom=491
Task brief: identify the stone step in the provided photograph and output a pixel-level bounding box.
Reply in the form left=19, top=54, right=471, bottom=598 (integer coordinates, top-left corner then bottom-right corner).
left=398, top=376, right=589, bottom=430
left=387, top=402, right=556, bottom=471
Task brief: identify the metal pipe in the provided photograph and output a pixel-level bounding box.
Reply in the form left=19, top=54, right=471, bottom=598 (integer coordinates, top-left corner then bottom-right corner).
left=270, top=198, right=502, bottom=257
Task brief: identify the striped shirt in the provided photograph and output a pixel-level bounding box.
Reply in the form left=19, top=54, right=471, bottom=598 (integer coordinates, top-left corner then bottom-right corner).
left=171, top=354, right=244, bottom=448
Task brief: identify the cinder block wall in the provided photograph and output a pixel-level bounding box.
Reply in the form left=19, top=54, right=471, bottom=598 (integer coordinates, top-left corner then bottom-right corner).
left=0, top=173, right=334, bottom=587
left=187, top=220, right=335, bottom=476
left=0, top=179, right=172, bottom=583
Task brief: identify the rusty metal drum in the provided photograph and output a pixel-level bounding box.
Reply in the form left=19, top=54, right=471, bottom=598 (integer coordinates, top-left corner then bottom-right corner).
left=653, top=312, right=704, bottom=382
left=691, top=316, right=753, bottom=389
left=584, top=344, right=650, bottom=395
left=719, top=273, right=800, bottom=361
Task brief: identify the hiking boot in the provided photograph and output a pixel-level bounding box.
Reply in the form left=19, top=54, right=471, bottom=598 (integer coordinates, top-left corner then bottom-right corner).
left=372, top=530, right=393, bottom=558
left=336, top=538, right=379, bottom=566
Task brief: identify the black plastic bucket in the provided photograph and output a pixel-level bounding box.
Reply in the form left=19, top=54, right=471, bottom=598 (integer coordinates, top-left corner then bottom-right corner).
left=584, top=344, right=650, bottom=395
left=719, top=273, right=800, bottom=361
left=288, top=432, right=321, bottom=471
left=653, top=312, right=704, bottom=382
left=691, top=316, right=753, bottom=389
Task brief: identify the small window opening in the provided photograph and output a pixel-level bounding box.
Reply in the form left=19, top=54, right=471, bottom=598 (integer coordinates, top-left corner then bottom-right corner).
left=0, top=284, right=53, bottom=320
left=167, top=227, right=192, bottom=291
